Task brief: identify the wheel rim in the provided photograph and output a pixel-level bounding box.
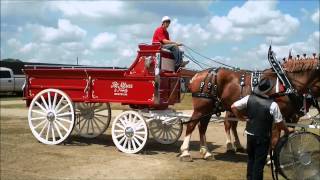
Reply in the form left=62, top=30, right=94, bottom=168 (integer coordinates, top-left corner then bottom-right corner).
left=149, top=119, right=182, bottom=144
left=28, top=89, right=75, bottom=145
left=112, top=111, right=148, bottom=154
left=74, top=103, right=111, bottom=138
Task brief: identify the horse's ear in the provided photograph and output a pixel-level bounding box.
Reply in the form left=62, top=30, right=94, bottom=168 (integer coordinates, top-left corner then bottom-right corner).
left=268, top=45, right=272, bottom=57
left=288, top=49, right=292, bottom=59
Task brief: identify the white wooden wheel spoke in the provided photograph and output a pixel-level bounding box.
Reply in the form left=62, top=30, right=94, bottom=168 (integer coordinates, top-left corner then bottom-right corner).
left=94, top=108, right=105, bottom=113
left=112, top=111, right=148, bottom=154
left=134, top=134, right=145, bottom=142
left=28, top=89, right=75, bottom=145
left=34, top=119, right=47, bottom=129
left=94, top=114, right=109, bottom=118
left=149, top=119, right=183, bottom=145
left=35, top=101, right=47, bottom=112
left=39, top=121, right=48, bottom=137
left=46, top=123, right=51, bottom=141
left=128, top=139, right=131, bottom=150
left=118, top=118, right=127, bottom=127
left=56, top=112, right=73, bottom=117
left=53, top=122, right=63, bottom=140
left=47, top=92, right=52, bottom=109
left=116, top=123, right=125, bottom=130
left=54, top=97, right=65, bottom=111
left=52, top=92, right=57, bottom=110
left=131, top=139, right=137, bottom=150
left=40, top=96, right=49, bottom=110
left=123, top=138, right=128, bottom=149
left=78, top=119, right=88, bottom=133
left=91, top=118, right=95, bottom=134
left=118, top=136, right=126, bottom=144
left=115, top=133, right=125, bottom=139
left=168, top=131, right=174, bottom=140
left=54, top=118, right=69, bottom=133
left=75, top=117, right=85, bottom=125
left=56, top=104, right=69, bottom=114
left=51, top=125, right=56, bottom=143
left=86, top=117, right=90, bottom=134
left=57, top=117, right=72, bottom=123
left=31, top=116, right=46, bottom=121
left=95, top=117, right=107, bottom=126
left=31, top=110, right=46, bottom=116
left=135, top=125, right=145, bottom=131
left=92, top=118, right=102, bottom=133
left=73, top=103, right=111, bottom=138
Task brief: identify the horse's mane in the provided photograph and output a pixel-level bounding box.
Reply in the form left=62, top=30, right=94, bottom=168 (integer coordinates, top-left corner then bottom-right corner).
left=282, top=57, right=319, bottom=72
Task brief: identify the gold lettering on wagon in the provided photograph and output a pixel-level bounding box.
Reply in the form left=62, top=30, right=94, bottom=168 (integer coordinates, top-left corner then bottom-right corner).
left=111, top=81, right=133, bottom=96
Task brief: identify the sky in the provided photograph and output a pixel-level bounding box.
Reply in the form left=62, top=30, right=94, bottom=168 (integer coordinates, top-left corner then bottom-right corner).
left=1, top=0, right=319, bottom=70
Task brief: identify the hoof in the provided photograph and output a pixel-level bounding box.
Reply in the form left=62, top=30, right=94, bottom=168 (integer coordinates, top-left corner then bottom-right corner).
left=226, top=149, right=236, bottom=154
left=236, top=147, right=246, bottom=153
left=226, top=142, right=234, bottom=151
left=203, top=153, right=214, bottom=161
left=180, top=155, right=193, bottom=162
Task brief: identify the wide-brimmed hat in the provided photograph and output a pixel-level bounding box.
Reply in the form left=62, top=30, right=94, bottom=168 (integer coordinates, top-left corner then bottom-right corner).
left=253, top=78, right=274, bottom=96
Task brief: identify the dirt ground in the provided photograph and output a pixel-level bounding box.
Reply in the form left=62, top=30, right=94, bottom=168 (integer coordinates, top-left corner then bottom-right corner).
left=0, top=98, right=290, bottom=180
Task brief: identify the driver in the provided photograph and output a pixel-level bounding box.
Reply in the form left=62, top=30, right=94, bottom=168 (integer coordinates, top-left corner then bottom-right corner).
left=152, top=16, right=189, bottom=70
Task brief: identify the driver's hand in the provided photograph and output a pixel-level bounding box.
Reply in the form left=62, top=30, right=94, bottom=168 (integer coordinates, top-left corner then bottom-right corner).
left=176, top=42, right=183, bottom=46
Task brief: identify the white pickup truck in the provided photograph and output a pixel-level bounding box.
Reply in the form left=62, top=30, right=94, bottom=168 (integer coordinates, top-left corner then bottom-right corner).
left=0, top=67, right=25, bottom=95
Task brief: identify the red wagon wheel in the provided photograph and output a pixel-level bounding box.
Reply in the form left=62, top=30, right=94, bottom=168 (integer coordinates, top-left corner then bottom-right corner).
left=74, top=103, right=111, bottom=138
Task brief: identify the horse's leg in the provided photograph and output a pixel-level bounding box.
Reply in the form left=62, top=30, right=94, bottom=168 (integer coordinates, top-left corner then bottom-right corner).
left=231, top=121, right=245, bottom=152
left=198, top=116, right=213, bottom=160
left=180, top=112, right=200, bottom=161
left=224, top=114, right=234, bottom=152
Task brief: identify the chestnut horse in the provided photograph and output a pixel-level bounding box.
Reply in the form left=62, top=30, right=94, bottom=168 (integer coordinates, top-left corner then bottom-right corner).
left=179, top=57, right=320, bottom=161
left=224, top=57, right=320, bottom=152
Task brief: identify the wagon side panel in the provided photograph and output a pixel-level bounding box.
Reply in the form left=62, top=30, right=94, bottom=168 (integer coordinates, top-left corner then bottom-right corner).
left=91, top=77, right=156, bottom=104
left=24, top=69, right=88, bottom=103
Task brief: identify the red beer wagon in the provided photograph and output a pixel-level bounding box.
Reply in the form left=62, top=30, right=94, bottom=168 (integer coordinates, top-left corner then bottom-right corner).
left=23, top=44, right=188, bottom=153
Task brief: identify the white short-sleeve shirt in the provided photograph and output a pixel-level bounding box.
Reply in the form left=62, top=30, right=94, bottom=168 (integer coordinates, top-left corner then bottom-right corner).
left=233, top=95, right=283, bottom=136
left=233, top=95, right=283, bottom=123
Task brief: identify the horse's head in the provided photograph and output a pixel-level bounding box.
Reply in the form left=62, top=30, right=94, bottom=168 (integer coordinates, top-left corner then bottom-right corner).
left=282, top=55, right=320, bottom=95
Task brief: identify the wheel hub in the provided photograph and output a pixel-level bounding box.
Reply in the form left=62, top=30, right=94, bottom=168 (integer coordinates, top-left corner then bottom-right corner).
left=81, top=109, right=95, bottom=119
left=125, top=127, right=134, bottom=138
left=47, top=112, right=56, bottom=122
left=299, top=152, right=311, bottom=166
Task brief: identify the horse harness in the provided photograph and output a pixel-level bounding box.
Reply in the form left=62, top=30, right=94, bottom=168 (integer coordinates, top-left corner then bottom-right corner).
left=191, top=68, right=263, bottom=116
left=192, top=68, right=224, bottom=116
left=268, top=48, right=320, bottom=116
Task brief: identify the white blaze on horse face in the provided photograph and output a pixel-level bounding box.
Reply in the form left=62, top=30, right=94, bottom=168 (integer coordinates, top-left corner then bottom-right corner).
left=190, top=74, right=198, bottom=84
left=180, top=134, right=191, bottom=152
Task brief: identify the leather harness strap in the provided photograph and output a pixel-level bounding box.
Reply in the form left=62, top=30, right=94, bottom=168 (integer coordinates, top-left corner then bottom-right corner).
left=192, top=68, right=219, bottom=99
left=239, top=74, right=245, bottom=98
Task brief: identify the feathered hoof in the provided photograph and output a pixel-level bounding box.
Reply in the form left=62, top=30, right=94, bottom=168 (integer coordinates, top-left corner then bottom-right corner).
left=202, top=153, right=214, bottom=161
left=179, top=155, right=193, bottom=162
left=226, top=149, right=236, bottom=154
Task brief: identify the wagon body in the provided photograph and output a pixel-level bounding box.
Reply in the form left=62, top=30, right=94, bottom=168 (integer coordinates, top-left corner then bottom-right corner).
left=23, top=44, right=185, bottom=153
left=23, top=44, right=181, bottom=109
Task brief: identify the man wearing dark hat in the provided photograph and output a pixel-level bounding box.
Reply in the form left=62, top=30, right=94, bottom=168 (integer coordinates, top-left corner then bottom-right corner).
left=231, top=78, right=290, bottom=180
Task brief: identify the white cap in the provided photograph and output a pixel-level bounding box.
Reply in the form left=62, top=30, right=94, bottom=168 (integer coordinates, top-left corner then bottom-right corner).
left=161, top=16, right=171, bottom=23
